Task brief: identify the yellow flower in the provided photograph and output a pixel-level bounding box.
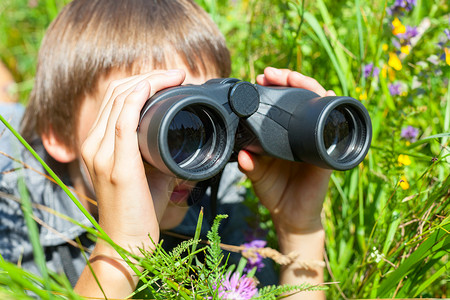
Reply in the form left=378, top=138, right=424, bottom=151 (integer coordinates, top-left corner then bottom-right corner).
left=392, top=18, right=406, bottom=35
left=381, top=65, right=388, bottom=78
left=382, top=44, right=389, bottom=51
left=445, top=48, right=450, bottom=66
left=359, top=91, right=367, bottom=101
left=388, top=52, right=402, bottom=71
left=399, top=176, right=410, bottom=190
left=398, top=154, right=411, bottom=166
left=400, top=45, right=410, bottom=55
left=388, top=67, right=396, bottom=81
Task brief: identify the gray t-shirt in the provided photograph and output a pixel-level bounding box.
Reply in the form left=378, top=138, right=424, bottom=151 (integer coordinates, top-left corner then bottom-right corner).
left=0, top=103, right=94, bottom=284
left=0, top=103, right=277, bottom=287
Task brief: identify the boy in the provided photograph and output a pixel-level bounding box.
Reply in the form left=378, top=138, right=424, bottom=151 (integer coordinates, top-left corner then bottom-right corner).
left=0, top=0, right=335, bottom=299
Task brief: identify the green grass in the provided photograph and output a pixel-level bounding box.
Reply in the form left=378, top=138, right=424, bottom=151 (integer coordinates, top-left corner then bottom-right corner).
left=1, top=0, right=449, bottom=298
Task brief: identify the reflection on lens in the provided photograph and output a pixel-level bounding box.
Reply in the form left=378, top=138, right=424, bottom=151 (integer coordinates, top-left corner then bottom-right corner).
left=167, top=106, right=221, bottom=170
left=323, top=107, right=356, bottom=160
left=168, top=109, right=206, bottom=165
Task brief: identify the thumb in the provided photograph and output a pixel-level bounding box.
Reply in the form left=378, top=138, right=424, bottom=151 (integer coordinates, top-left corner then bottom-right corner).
left=237, top=150, right=267, bottom=183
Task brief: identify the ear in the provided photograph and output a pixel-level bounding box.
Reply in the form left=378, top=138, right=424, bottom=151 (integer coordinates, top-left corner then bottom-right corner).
left=41, top=128, right=77, bottom=163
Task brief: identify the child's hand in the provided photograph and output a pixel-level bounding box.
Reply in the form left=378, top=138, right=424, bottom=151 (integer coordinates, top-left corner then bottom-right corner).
left=238, top=67, right=335, bottom=236
left=81, top=70, right=186, bottom=251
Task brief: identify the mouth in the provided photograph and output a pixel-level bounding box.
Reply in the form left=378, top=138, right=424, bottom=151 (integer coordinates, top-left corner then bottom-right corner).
left=169, top=183, right=195, bottom=206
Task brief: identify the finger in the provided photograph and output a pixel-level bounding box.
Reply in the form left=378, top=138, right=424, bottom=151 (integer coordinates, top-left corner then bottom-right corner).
left=84, top=70, right=185, bottom=175
left=82, top=74, right=151, bottom=171
left=286, top=71, right=327, bottom=96
left=93, top=85, right=138, bottom=175
left=90, top=71, right=168, bottom=138
left=325, top=90, right=336, bottom=96
left=256, top=74, right=269, bottom=86
left=237, top=150, right=272, bottom=183
left=257, top=67, right=329, bottom=97
left=257, top=67, right=292, bottom=86
left=90, top=70, right=185, bottom=149
left=113, top=70, right=185, bottom=172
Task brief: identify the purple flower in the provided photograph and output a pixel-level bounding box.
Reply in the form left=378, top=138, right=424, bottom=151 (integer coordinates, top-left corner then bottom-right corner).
left=373, top=67, right=381, bottom=78
left=216, top=272, right=258, bottom=299
left=388, top=83, right=403, bottom=96
left=396, top=26, right=419, bottom=43
left=444, top=29, right=450, bottom=41
left=364, top=63, right=380, bottom=78
left=387, top=0, right=416, bottom=15
left=401, top=126, right=419, bottom=142
left=242, top=240, right=266, bottom=272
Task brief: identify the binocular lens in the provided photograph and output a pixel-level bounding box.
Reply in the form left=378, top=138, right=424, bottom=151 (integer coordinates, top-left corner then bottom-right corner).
left=323, top=106, right=359, bottom=161
left=167, top=106, right=222, bottom=170
left=168, top=109, right=206, bottom=165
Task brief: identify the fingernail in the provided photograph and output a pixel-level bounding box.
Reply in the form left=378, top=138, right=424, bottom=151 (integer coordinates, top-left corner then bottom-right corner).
left=293, top=71, right=305, bottom=79
left=165, top=69, right=181, bottom=76
left=134, top=80, right=148, bottom=92
left=268, top=67, right=282, bottom=76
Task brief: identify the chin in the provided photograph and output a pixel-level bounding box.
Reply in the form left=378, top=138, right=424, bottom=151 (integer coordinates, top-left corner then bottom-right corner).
left=159, top=203, right=190, bottom=230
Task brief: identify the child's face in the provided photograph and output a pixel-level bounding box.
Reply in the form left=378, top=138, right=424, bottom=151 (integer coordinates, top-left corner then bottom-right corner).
left=75, top=65, right=213, bottom=230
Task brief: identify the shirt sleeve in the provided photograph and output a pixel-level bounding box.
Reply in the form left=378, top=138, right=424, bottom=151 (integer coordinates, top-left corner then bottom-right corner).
left=0, top=103, right=25, bottom=170
left=0, top=103, right=33, bottom=262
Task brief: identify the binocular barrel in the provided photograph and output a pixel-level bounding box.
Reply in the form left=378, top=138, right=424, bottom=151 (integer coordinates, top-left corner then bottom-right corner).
left=138, top=78, right=372, bottom=181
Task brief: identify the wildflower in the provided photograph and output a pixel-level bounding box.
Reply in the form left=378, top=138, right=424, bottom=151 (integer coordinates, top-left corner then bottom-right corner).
left=398, top=154, right=411, bottom=166
left=242, top=240, right=266, bottom=272
left=401, top=125, right=419, bottom=142
left=359, top=91, right=368, bottom=101
left=399, top=176, right=410, bottom=190
left=396, top=26, right=418, bottom=41
left=381, top=65, right=388, bottom=78
left=382, top=43, right=389, bottom=51
left=445, top=29, right=450, bottom=40
left=370, top=247, right=384, bottom=263
left=445, top=48, right=450, bottom=66
left=388, top=82, right=403, bottom=96
left=396, top=26, right=419, bottom=50
left=216, top=272, right=258, bottom=300
left=427, top=55, right=440, bottom=65
left=363, top=63, right=380, bottom=78
left=387, top=0, right=416, bottom=15
left=392, top=18, right=406, bottom=35
left=400, top=45, right=410, bottom=54
left=388, top=52, right=402, bottom=70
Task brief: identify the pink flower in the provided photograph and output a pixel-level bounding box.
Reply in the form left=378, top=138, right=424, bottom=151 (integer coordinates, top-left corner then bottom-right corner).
left=216, top=272, right=258, bottom=299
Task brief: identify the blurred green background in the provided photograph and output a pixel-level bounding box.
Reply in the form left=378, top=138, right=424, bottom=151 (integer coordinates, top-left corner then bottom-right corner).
left=1, top=0, right=449, bottom=298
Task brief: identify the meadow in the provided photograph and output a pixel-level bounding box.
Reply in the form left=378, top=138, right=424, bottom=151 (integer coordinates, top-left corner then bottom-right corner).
left=0, top=0, right=449, bottom=299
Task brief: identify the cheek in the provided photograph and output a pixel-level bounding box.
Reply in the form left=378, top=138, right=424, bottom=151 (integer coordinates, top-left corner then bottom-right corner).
left=76, top=99, right=102, bottom=149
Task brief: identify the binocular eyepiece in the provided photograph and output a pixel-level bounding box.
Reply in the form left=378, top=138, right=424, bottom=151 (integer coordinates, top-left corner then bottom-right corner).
left=138, top=78, right=372, bottom=181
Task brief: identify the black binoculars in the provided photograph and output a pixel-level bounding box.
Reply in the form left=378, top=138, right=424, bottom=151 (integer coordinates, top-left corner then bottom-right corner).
left=138, top=78, right=372, bottom=181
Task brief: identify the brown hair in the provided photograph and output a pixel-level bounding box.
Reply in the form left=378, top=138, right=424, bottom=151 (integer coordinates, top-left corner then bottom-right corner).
left=21, top=0, right=231, bottom=150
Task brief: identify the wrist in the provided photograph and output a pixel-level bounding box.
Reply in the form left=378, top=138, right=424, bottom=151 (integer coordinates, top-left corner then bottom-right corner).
left=276, top=225, right=325, bottom=255
left=273, top=215, right=324, bottom=238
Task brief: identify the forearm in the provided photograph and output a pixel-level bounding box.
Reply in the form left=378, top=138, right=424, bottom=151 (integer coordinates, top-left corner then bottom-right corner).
left=74, top=241, right=142, bottom=299
left=277, top=226, right=326, bottom=300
